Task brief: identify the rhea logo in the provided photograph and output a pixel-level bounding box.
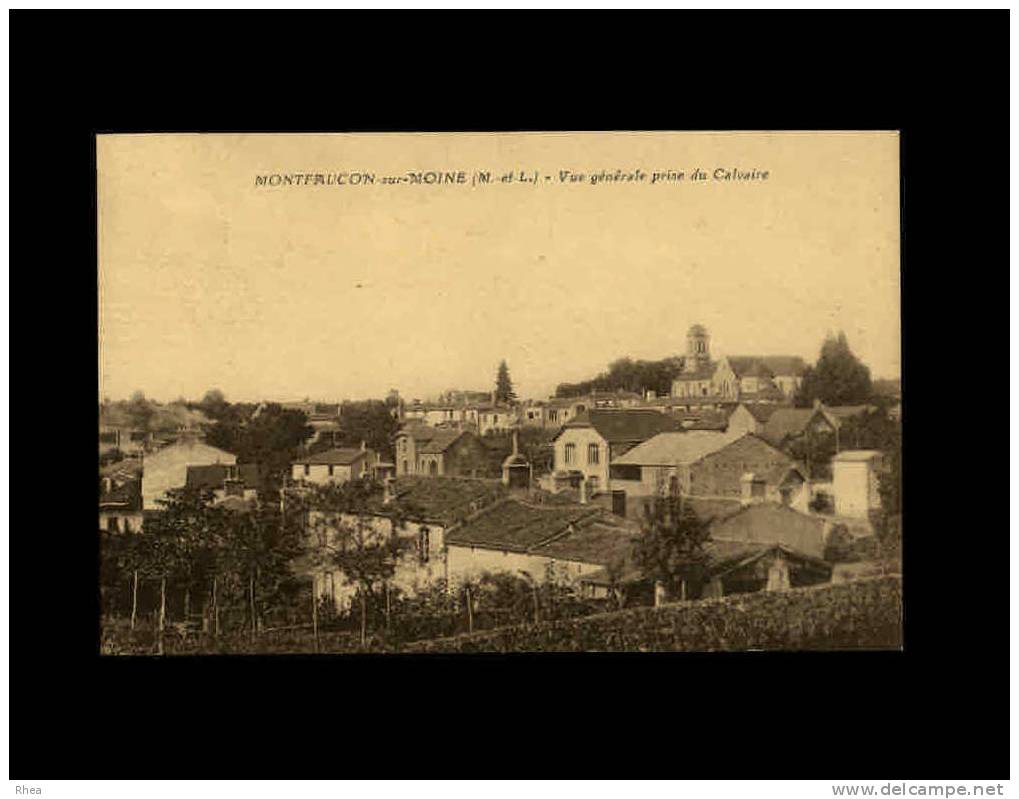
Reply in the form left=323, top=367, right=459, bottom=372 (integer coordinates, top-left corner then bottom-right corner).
left=15, top=788, right=42, bottom=795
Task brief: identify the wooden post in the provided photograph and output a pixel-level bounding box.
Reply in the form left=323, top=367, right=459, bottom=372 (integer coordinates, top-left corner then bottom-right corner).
left=311, top=581, right=319, bottom=654
left=130, top=570, right=138, bottom=632
left=249, top=572, right=257, bottom=642
left=466, top=585, right=474, bottom=634
left=157, top=576, right=166, bottom=655
left=212, top=575, right=220, bottom=637
left=360, top=592, right=367, bottom=647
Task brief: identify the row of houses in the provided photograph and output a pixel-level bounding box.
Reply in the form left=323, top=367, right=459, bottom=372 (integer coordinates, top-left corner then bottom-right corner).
left=292, top=471, right=845, bottom=611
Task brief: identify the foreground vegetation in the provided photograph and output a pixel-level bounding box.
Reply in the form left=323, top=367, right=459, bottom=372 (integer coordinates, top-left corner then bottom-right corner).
left=101, top=573, right=901, bottom=655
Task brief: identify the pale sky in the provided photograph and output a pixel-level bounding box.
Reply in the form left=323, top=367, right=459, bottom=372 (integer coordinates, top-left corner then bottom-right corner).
left=97, top=132, right=901, bottom=403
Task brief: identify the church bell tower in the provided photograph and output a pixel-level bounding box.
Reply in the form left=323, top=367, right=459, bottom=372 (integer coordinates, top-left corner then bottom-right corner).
left=684, top=324, right=710, bottom=373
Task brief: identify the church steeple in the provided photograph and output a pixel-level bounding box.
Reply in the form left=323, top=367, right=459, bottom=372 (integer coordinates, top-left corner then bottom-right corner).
left=684, top=324, right=710, bottom=373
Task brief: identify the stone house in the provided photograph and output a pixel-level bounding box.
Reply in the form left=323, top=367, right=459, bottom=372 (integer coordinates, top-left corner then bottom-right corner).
left=551, top=409, right=682, bottom=495
left=296, top=476, right=506, bottom=610
left=291, top=445, right=378, bottom=485
left=470, top=406, right=518, bottom=436
left=543, top=397, right=591, bottom=429
left=140, top=438, right=236, bottom=511
left=443, top=496, right=638, bottom=590
left=402, top=403, right=467, bottom=427
left=393, top=426, right=492, bottom=478
left=609, top=431, right=807, bottom=511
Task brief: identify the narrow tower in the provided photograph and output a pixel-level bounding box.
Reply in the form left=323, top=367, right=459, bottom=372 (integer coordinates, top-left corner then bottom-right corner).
left=684, top=324, right=710, bottom=373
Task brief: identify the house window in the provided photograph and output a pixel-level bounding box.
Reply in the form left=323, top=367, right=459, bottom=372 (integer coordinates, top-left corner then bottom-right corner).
left=418, top=527, right=430, bottom=564
left=587, top=444, right=600, bottom=465
left=429, top=461, right=438, bottom=476
left=108, top=517, right=120, bottom=533
left=123, top=518, right=132, bottom=534
left=304, top=464, right=310, bottom=476
left=402, top=460, right=409, bottom=474
left=328, top=464, right=335, bottom=477
left=564, top=443, right=576, bottom=465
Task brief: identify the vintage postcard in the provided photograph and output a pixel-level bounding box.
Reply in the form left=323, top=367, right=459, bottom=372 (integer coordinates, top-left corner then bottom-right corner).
left=97, top=131, right=902, bottom=654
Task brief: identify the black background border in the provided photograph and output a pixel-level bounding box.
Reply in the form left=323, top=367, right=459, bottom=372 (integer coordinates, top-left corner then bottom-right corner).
left=9, top=9, right=1008, bottom=779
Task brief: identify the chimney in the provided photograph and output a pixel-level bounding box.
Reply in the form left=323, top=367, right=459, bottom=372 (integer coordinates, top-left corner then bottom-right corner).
left=579, top=477, right=589, bottom=505
left=360, top=440, right=367, bottom=451
left=645, top=389, right=657, bottom=401
left=383, top=476, right=395, bottom=505
left=512, top=429, right=519, bottom=456
left=491, top=389, right=497, bottom=405
left=102, top=477, right=112, bottom=495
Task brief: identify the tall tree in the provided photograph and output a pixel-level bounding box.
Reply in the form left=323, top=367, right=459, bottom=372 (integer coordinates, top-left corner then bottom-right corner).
left=330, top=400, right=400, bottom=460
left=633, top=494, right=712, bottom=603
left=495, top=360, right=516, bottom=404
left=794, top=331, right=873, bottom=407
left=126, top=390, right=156, bottom=431
left=205, top=402, right=313, bottom=487
left=198, top=388, right=230, bottom=423
left=304, top=480, right=410, bottom=644
left=555, top=355, right=683, bottom=398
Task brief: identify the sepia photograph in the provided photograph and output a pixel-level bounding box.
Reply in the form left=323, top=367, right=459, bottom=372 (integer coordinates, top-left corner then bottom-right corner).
left=96, top=131, right=903, bottom=655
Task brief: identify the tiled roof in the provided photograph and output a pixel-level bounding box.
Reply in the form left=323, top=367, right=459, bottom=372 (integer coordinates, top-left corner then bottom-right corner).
left=696, top=434, right=800, bottom=480
left=612, top=430, right=739, bottom=466
left=369, top=476, right=506, bottom=526
left=186, top=464, right=232, bottom=491
left=445, top=498, right=599, bottom=552
left=537, top=516, right=638, bottom=564
left=759, top=408, right=819, bottom=444
left=726, top=357, right=775, bottom=378
left=186, top=462, right=267, bottom=491
left=673, top=360, right=717, bottom=381
left=445, top=497, right=638, bottom=564
left=294, top=447, right=367, bottom=466
left=758, top=356, right=808, bottom=377
left=704, top=541, right=832, bottom=580
left=709, top=503, right=833, bottom=559
left=740, top=403, right=784, bottom=424
left=557, top=409, right=681, bottom=444
left=418, top=429, right=467, bottom=454
left=683, top=497, right=744, bottom=523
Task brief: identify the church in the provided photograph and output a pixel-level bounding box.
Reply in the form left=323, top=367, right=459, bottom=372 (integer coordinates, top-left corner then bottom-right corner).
left=670, top=325, right=808, bottom=403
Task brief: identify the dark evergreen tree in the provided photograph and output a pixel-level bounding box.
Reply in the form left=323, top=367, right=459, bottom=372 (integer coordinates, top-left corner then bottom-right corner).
left=794, top=331, right=873, bottom=407
left=495, top=360, right=516, bottom=404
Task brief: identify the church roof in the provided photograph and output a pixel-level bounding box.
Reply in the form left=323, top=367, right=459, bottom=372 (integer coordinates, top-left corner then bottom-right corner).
left=673, top=360, right=717, bottom=381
